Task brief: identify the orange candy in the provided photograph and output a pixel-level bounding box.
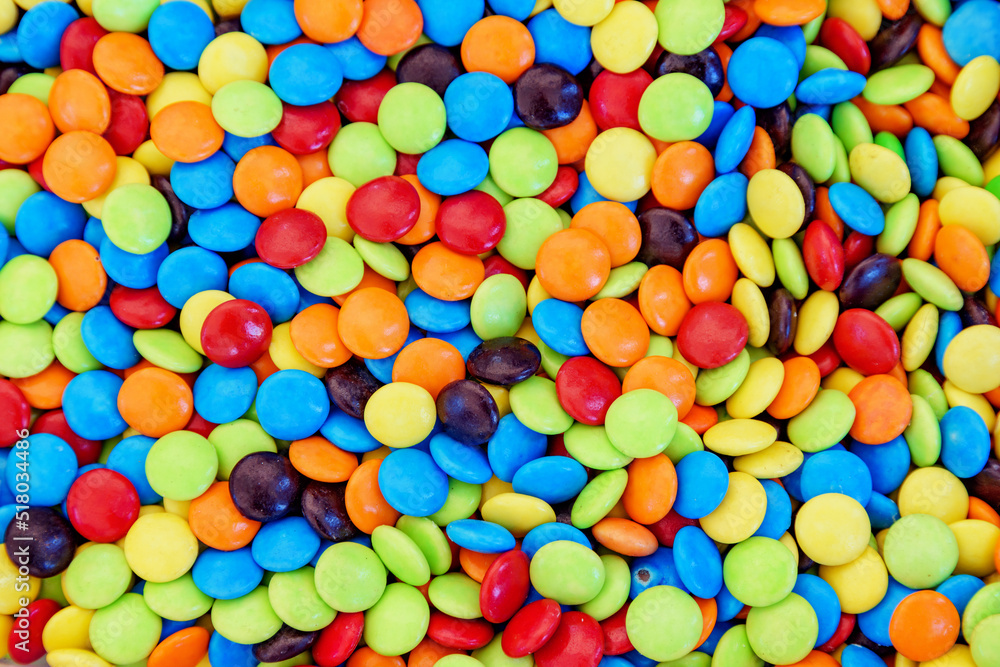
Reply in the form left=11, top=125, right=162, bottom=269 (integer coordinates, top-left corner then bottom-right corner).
left=333, top=264, right=397, bottom=306
left=233, top=145, right=304, bottom=217
left=680, top=403, right=718, bottom=434
left=11, top=361, right=75, bottom=410
left=49, top=240, right=107, bottom=312
left=337, top=287, right=410, bottom=360
left=289, top=436, right=359, bottom=483
left=347, top=647, right=406, bottom=667
left=713, top=43, right=733, bottom=103
left=48, top=70, right=112, bottom=135
left=622, top=356, right=696, bottom=419
left=296, top=149, right=334, bottom=186
left=638, top=264, right=692, bottom=336
left=904, top=93, right=970, bottom=139
left=150, top=101, right=225, bottom=163
left=392, top=338, right=466, bottom=400
left=407, top=638, right=463, bottom=667
left=250, top=350, right=281, bottom=384
left=535, top=228, right=611, bottom=302
left=889, top=591, right=960, bottom=662
left=92, top=33, right=164, bottom=96
left=147, top=627, right=210, bottom=667
left=767, top=356, right=821, bottom=419
left=909, top=198, right=942, bottom=261
left=651, top=142, right=715, bottom=210
left=682, top=238, right=739, bottom=303
left=289, top=304, right=353, bottom=368
left=294, top=0, right=363, bottom=43
left=581, top=298, right=650, bottom=368
left=934, top=224, right=990, bottom=292
left=42, top=131, right=118, bottom=203
left=852, top=95, right=914, bottom=137
left=918, top=24, right=961, bottom=85
left=461, top=16, right=535, bottom=84
left=970, top=497, right=1000, bottom=527
left=0, top=93, right=54, bottom=164
left=460, top=548, right=503, bottom=583
left=412, top=241, right=486, bottom=301
left=117, top=367, right=194, bottom=438
left=848, top=374, right=913, bottom=445
left=570, top=202, right=641, bottom=268
left=345, top=459, right=400, bottom=534
left=693, top=596, right=718, bottom=650
left=542, top=100, right=598, bottom=164
left=356, top=0, right=423, bottom=56
left=189, top=481, right=261, bottom=550
left=877, top=0, right=911, bottom=20
left=754, top=0, right=826, bottom=25
left=739, top=127, right=777, bottom=178
left=729, top=0, right=762, bottom=41
left=622, top=454, right=678, bottom=525
left=591, top=517, right=658, bottom=557
left=814, top=187, right=845, bottom=240
left=396, top=174, right=440, bottom=245
left=787, top=651, right=841, bottom=667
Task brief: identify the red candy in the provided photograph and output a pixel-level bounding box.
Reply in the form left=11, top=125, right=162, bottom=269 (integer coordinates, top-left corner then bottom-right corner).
left=31, top=410, right=101, bottom=465
left=255, top=208, right=327, bottom=269
left=502, top=599, right=562, bottom=658
left=647, top=509, right=699, bottom=548
left=103, top=91, right=149, bottom=156
left=806, top=339, right=843, bottom=378
left=109, top=285, right=177, bottom=329
left=479, top=549, right=530, bottom=623
left=7, top=599, right=61, bottom=665
left=427, top=612, right=495, bottom=650
left=346, top=175, right=421, bottom=242
left=184, top=411, right=218, bottom=438
left=818, top=613, right=856, bottom=653
left=483, top=255, right=529, bottom=292
left=676, top=302, right=749, bottom=369
left=200, top=299, right=273, bottom=368
left=435, top=190, right=507, bottom=255
left=312, top=611, right=364, bottom=667
left=66, top=469, right=141, bottom=542
left=272, top=101, right=341, bottom=155
left=335, top=69, right=396, bottom=124
left=555, top=356, right=622, bottom=426
left=599, top=604, right=634, bottom=656
left=715, top=4, right=748, bottom=43
left=0, top=379, right=30, bottom=446
left=832, top=309, right=901, bottom=375
left=59, top=18, right=108, bottom=75
left=394, top=152, right=421, bottom=176
left=803, top=220, right=846, bottom=291
left=534, top=611, right=604, bottom=667
left=589, top=69, right=652, bottom=132
left=819, top=18, right=871, bottom=75
left=843, top=232, right=874, bottom=273
left=536, top=165, right=579, bottom=208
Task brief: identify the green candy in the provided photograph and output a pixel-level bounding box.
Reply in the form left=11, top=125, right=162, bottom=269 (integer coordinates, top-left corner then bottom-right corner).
left=496, top=198, right=562, bottom=270
left=772, top=238, right=809, bottom=299
left=211, top=586, right=282, bottom=645
left=363, top=583, right=429, bottom=656
left=638, top=73, right=714, bottom=142
left=428, top=479, right=482, bottom=526
left=934, top=135, right=985, bottom=186
left=901, top=258, right=964, bottom=311
left=211, top=80, right=283, bottom=138
left=472, top=634, right=534, bottom=667
left=64, top=544, right=132, bottom=610
left=874, top=130, right=906, bottom=160
left=905, top=394, right=942, bottom=467
left=89, top=593, right=162, bottom=665
left=372, top=524, right=431, bottom=587
left=646, top=334, right=673, bottom=358
left=987, top=174, right=1000, bottom=200
left=133, top=329, right=203, bottom=373
left=665, top=423, right=705, bottom=465
left=353, top=236, right=409, bottom=281
left=594, top=262, right=647, bottom=299
left=801, top=10, right=825, bottom=43
left=537, top=339, right=570, bottom=378
left=908, top=368, right=950, bottom=419
left=800, top=46, right=847, bottom=80
left=654, top=0, right=724, bottom=55
left=963, top=582, right=1000, bottom=642
left=971, top=613, right=1000, bottom=666
left=489, top=129, right=558, bottom=198
left=0, top=320, right=53, bottom=378
left=831, top=102, right=873, bottom=155
left=102, top=184, right=171, bottom=255
left=874, top=292, right=924, bottom=331
left=626, top=586, right=702, bottom=662
left=327, top=122, right=397, bottom=188
left=38, top=575, right=68, bottom=607
left=509, top=376, right=573, bottom=435
left=605, top=388, right=677, bottom=458
left=828, top=135, right=852, bottom=184
left=437, top=656, right=485, bottom=667
left=268, top=567, right=336, bottom=632
left=295, top=236, right=364, bottom=297
left=145, top=431, right=219, bottom=501
left=0, top=254, right=57, bottom=324
left=791, top=113, right=837, bottom=182
left=428, top=572, right=482, bottom=619
left=877, top=193, right=920, bottom=256
left=530, top=541, right=606, bottom=605
left=787, top=389, right=856, bottom=453
left=8, top=73, right=55, bottom=104
left=746, top=593, right=819, bottom=665
left=571, top=469, right=628, bottom=529
left=723, top=537, right=798, bottom=607
left=92, top=0, right=159, bottom=31
left=395, top=515, right=453, bottom=576
left=474, top=174, right=514, bottom=207
left=143, top=573, right=213, bottom=621
left=208, top=419, right=277, bottom=479
left=470, top=274, right=527, bottom=340
left=713, top=625, right=764, bottom=667
left=314, top=542, right=387, bottom=613
left=562, top=423, right=633, bottom=470
left=695, top=348, right=750, bottom=406
left=578, top=554, right=630, bottom=621
left=53, top=312, right=102, bottom=373
left=377, top=82, right=446, bottom=155
left=883, top=513, right=959, bottom=589
left=0, top=169, right=40, bottom=234
left=914, top=0, right=951, bottom=24
left=659, top=652, right=712, bottom=667
left=863, top=64, right=935, bottom=105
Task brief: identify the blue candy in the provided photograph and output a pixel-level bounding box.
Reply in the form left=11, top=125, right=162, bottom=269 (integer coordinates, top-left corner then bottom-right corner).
left=673, top=526, right=723, bottom=598
left=794, top=104, right=832, bottom=123
left=849, top=435, right=910, bottom=494
left=527, top=9, right=593, bottom=76
left=727, top=37, right=799, bottom=109
left=240, top=0, right=302, bottom=45
left=990, top=238, right=1000, bottom=296
left=416, top=139, right=490, bottom=196
left=799, top=449, right=873, bottom=506
left=82, top=217, right=106, bottom=252
left=857, top=577, right=915, bottom=647
left=569, top=171, right=638, bottom=213
left=429, top=433, right=493, bottom=484
left=44, top=302, right=71, bottom=326
left=935, top=311, right=963, bottom=373
left=416, top=0, right=484, bottom=46
left=229, top=262, right=299, bottom=324
left=487, top=413, right=548, bottom=482
left=378, top=448, right=450, bottom=516
left=222, top=132, right=277, bottom=162
left=693, top=172, right=749, bottom=237
left=828, top=182, right=885, bottom=235
left=754, top=24, right=806, bottom=67
left=489, top=0, right=534, bottom=20
left=715, top=582, right=744, bottom=622
left=841, top=645, right=885, bottom=667
left=269, top=44, right=343, bottom=106
left=325, top=36, right=387, bottom=81
left=366, top=328, right=423, bottom=384
left=521, top=522, right=591, bottom=559
left=208, top=632, right=257, bottom=667
left=865, top=491, right=901, bottom=531
left=444, top=72, right=515, bottom=143
left=532, top=299, right=588, bottom=356
left=106, top=435, right=161, bottom=504
left=904, top=127, right=938, bottom=198
left=156, top=246, right=229, bottom=309
left=320, top=408, right=383, bottom=453
left=251, top=517, right=320, bottom=572
left=512, top=456, right=588, bottom=504
left=672, top=451, right=729, bottom=519
left=193, top=364, right=258, bottom=424
left=793, top=573, right=842, bottom=647
left=713, top=106, right=756, bottom=174
left=753, top=479, right=792, bottom=540
left=698, top=620, right=733, bottom=656
left=80, top=306, right=140, bottom=369
left=429, top=326, right=483, bottom=360
left=0, top=30, right=20, bottom=63
left=100, top=238, right=168, bottom=289
left=170, top=152, right=237, bottom=210
left=188, top=203, right=261, bottom=253
left=255, top=370, right=330, bottom=441
left=630, top=547, right=685, bottom=599
left=446, top=519, right=516, bottom=553
left=795, top=69, right=868, bottom=105
left=405, top=289, right=471, bottom=333
left=940, top=406, right=991, bottom=478
left=147, top=1, right=215, bottom=70
left=695, top=101, right=734, bottom=150
left=942, top=0, right=1000, bottom=66
left=936, top=574, right=986, bottom=616
left=192, top=547, right=264, bottom=600
left=6, top=434, right=75, bottom=507
left=17, top=1, right=77, bottom=68
left=15, top=191, right=86, bottom=257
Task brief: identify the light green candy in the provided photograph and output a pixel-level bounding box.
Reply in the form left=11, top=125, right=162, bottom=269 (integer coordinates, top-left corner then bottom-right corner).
left=666, top=423, right=705, bottom=465
left=909, top=368, right=949, bottom=419
left=875, top=130, right=906, bottom=160
left=647, top=334, right=673, bottom=358
left=53, top=311, right=102, bottom=373
left=863, top=64, right=935, bottom=105
left=874, top=292, right=924, bottom=332
left=791, top=113, right=837, bottom=183
left=902, top=302, right=937, bottom=370
left=509, top=375, right=573, bottom=435
left=0, top=320, right=53, bottom=378
left=314, top=542, right=387, bottom=613
left=787, top=389, right=856, bottom=453
left=428, top=479, right=482, bottom=526
left=496, top=198, right=562, bottom=270
left=102, top=184, right=171, bottom=255
left=362, top=583, right=429, bottom=656
left=530, top=540, right=606, bottom=605
left=428, top=572, right=482, bottom=619
left=638, top=73, right=714, bottom=142
left=831, top=102, right=874, bottom=154
left=144, top=573, right=213, bottom=621
left=800, top=46, right=847, bottom=80
left=883, top=513, right=959, bottom=589
left=971, top=613, right=1000, bottom=667
left=377, top=82, right=446, bottom=154
left=472, top=634, right=534, bottom=667
left=660, top=652, right=712, bottom=667
left=145, top=431, right=218, bottom=501
left=90, top=593, right=162, bottom=665
left=295, top=236, right=364, bottom=297
left=475, top=174, right=514, bottom=207
left=353, top=236, right=409, bottom=281
left=0, top=169, right=40, bottom=234
left=437, top=656, right=485, bottom=667
left=39, top=575, right=68, bottom=607
left=934, top=135, right=985, bottom=186
left=802, top=11, right=825, bottom=44
left=746, top=593, right=818, bottom=665
left=327, top=122, right=397, bottom=188
left=0, top=254, right=57, bottom=324
left=827, top=134, right=851, bottom=184
left=901, top=258, right=963, bottom=311
left=578, top=554, right=630, bottom=621
left=212, top=80, right=283, bottom=138
left=605, top=388, right=677, bottom=458
left=723, top=536, right=797, bottom=607
left=713, top=625, right=764, bottom=667
left=905, top=394, right=942, bottom=467
left=962, top=582, right=1000, bottom=642
left=563, top=423, right=633, bottom=471
left=395, top=515, right=453, bottom=575
left=489, top=128, right=558, bottom=198
left=92, top=0, right=159, bottom=32
left=470, top=274, right=527, bottom=340
left=268, top=567, right=336, bottom=632
left=8, top=73, right=55, bottom=104
left=257, top=653, right=313, bottom=667
left=695, top=348, right=750, bottom=406
left=133, top=329, right=203, bottom=373
left=64, top=544, right=132, bottom=610
left=211, top=586, right=282, bottom=645
left=595, top=262, right=647, bottom=299
left=537, top=339, right=569, bottom=378
left=571, top=469, right=628, bottom=529
left=772, top=238, right=809, bottom=299
left=626, top=586, right=702, bottom=662
left=208, top=419, right=276, bottom=479
left=654, top=0, right=724, bottom=55
left=372, top=524, right=431, bottom=587
left=877, top=193, right=920, bottom=256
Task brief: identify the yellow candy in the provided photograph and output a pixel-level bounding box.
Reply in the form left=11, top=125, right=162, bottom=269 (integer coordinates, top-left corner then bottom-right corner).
left=728, top=223, right=775, bottom=287
left=703, top=418, right=777, bottom=457
left=479, top=477, right=516, bottom=510
left=726, top=357, right=784, bottom=419
left=364, top=382, right=437, bottom=448
left=13, top=0, right=70, bottom=7
left=819, top=546, right=889, bottom=614
left=481, top=493, right=557, bottom=537
left=898, top=467, right=969, bottom=524
left=951, top=56, right=1000, bottom=121
left=133, top=140, right=175, bottom=177
left=949, top=520, right=999, bottom=578
left=939, top=186, right=1000, bottom=245
left=198, top=32, right=268, bottom=95
left=731, top=278, right=769, bottom=348
left=795, top=493, right=871, bottom=566
left=553, top=0, right=614, bottom=26
left=746, top=169, right=805, bottom=239
left=45, top=649, right=113, bottom=667
left=163, top=497, right=192, bottom=520
left=779, top=531, right=799, bottom=562
left=734, top=441, right=804, bottom=479
left=821, top=367, right=864, bottom=394
left=942, top=325, right=1000, bottom=394
left=269, top=322, right=325, bottom=377
left=943, top=381, right=997, bottom=432
left=584, top=128, right=656, bottom=202
left=0, top=0, right=17, bottom=34
left=532, top=0, right=553, bottom=15
left=932, top=175, right=972, bottom=200
left=122, top=513, right=198, bottom=583
left=591, top=1, right=657, bottom=73
left=361, top=446, right=391, bottom=463
left=43, top=605, right=95, bottom=653
left=794, top=290, right=839, bottom=356
left=699, top=472, right=767, bottom=544
left=212, top=0, right=248, bottom=17
left=920, top=645, right=977, bottom=667
left=827, top=0, right=882, bottom=39
left=146, top=72, right=213, bottom=120
left=849, top=143, right=911, bottom=203
left=0, top=548, right=39, bottom=614
left=179, top=290, right=234, bottom=354
left=902, top=303, right=939, bottom=371
left=161, top=0, right=214, bottom=18
left=482, top=383, right=511, bottom=418
left=527, top=275, right=552, bottom=315
left=296, top=177, right=356, bottom=242
left=83, top=157, right=150, bottom=219
left=515, top=317, right=541, bottom=347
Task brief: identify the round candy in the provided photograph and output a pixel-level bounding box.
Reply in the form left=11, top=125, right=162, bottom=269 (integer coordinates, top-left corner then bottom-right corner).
left=728, top=37, right=800, bottom=109
left=795, top=493, right=871, bottom=566
left=627, top=586, right=703, bottom=662
left=530, top=540, right=606, bottom=606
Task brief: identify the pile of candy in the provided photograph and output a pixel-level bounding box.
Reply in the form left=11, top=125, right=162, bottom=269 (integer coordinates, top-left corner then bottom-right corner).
left=2, top=0, right=1000, bottom=665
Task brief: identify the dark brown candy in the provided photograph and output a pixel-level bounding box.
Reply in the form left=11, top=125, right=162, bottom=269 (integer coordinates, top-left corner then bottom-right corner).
left=513, top=63, right=583, bottom=131
left=437, top=379, right=500, bottom=445
left=964, top=98, right=1000, bottom=161
left=229, top=452, right=303, bottom=522
left=654, top=48, right=724, bottom=97
left=755, top=102, right=793, bottom=160
left=777, top=162, right=816, bottom=227
left=467, top=337, right=541, bottom=385
left=396, top=44, right=462, bottom=98
left=839, top=253, right=902, bottom=310
left=325, top=358, right=383, bottom=419
left=253, top=626, right=319, bottom=663
left=767, top=288, right=798, bottom=356
left=636, top=207, right=698, bottom=269
left=151, top=174, right=190, bottom=246
left=300, top=481, right=357, bottom=542
left=960, top=296, right=998, bottom=328
left=4, top=507, right=75, bottom=578
left=868, top=11, right=923, bottom=71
